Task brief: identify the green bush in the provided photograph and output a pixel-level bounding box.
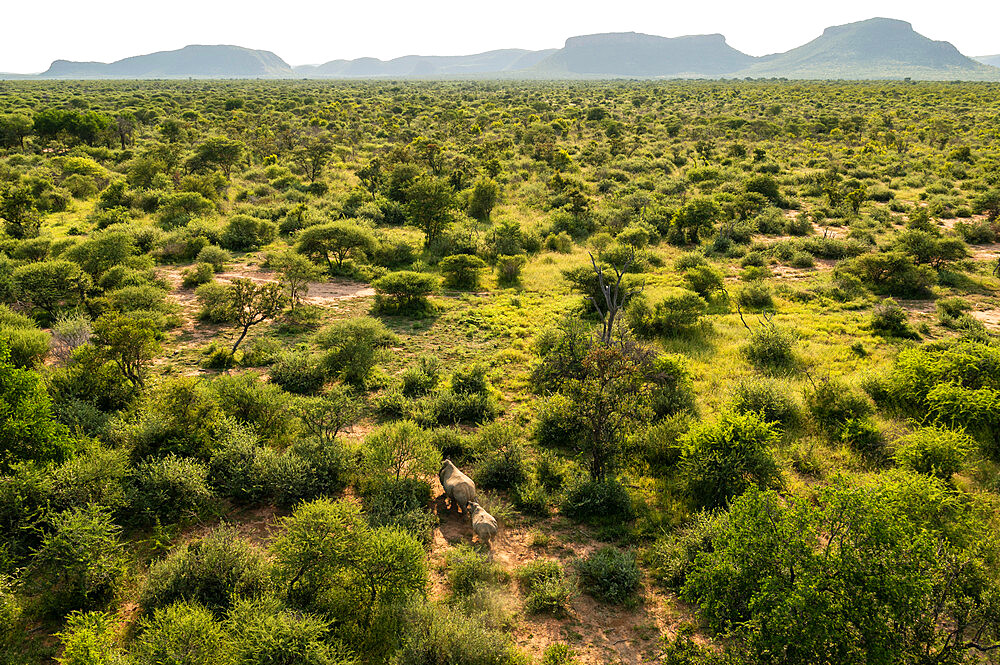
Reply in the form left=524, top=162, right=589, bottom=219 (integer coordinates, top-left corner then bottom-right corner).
left=372, top=270, right=437, bottom=316
left=49, top=443, right=129, bottom=514
left=574, top=546, right=641, bottom=605
left=682, top=265, right=724, bottom=298
left=516, top=561, right=573, bottom=616
left=182, top=262, right=215, bottom=287
left=495, top=255, right=527, bottom=287
left=0, top=325, right=50, bottom=368
left=440, top=253, right=488, bottom=290
left=127, top=455, right=215, bottom=526
left=29, top=505, right=128, bottom=615
left=133, top=601, right=230, bottom=665
left=396, top=602, right=524, bottom=665
left=195, top=245, right=231, bottom=272
left=650, top=354, right=698, bottom=417
left=894, top=426, right=972, bottom=481
left=270, top=350, right=326, bottom=395
left=474, top=422, right=529, bottom=490
left=740, top=325, right=797, bottom=369
left=729, top=376, right=801, bottom=429
left=680, top=411, right=782, bottom=509
left=54, top=610, right=121, bottom=665
left=837, top=417, right=886, bottom=461
left=227, top=598, right=350, bottom=665
left=195, top=281, right=236, bottom=323
left=870, top=299, right=918, bottom=338
left=446, top=544, right=508, bottom=596
left=646, top=511, right=725, bottom=589
left=141, top=526, right=273, bottom=615
left=317, top=316, right=397, bottom=386
left=541, top=644, right=579, bottom=665
left=401, top=355, right=442, bottom=397
left=835, top=251, right=935, bottom=297
left=361, top=476, right=436, bottom=544
left=627, top=291, right=707, bottom=338
left=533, top=394, right=586, bottom=449
left=560, top=478, right=634, bottom=523
left=220, top=215, right=278, bottom=251
left=0, top=575, right=22, bottom=656
left=735, top=281, right=774, bottom=310
left=512, top=480, right=549, bottom=516
left=632, top=414, right=691, bottom=476
left=805, top=379, right=874, bottom=436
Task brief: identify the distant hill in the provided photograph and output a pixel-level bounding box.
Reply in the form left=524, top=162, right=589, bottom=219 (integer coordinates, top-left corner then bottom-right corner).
left=41, top=45, right=293, bottom=79
left=10, top=19, right=1000, bottom=81
left=294, top=49, right=556, bottom=78
left=737, top=18, right=999, bottom=80
left=532, top=32, right=755, bottom=77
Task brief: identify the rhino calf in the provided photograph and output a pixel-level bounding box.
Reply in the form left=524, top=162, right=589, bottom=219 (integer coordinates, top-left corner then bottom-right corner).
left=467, top=501, right=498, bottom=550
left=439, top=459, right=477, bottom=515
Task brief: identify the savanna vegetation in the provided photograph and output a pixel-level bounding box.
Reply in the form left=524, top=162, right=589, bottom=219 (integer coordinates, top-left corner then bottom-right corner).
left=1, top=78, right=1000, bottom=664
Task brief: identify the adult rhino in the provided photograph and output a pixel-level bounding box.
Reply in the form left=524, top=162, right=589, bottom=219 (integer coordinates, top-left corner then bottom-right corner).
left=439, top=459, right=477, bottom=515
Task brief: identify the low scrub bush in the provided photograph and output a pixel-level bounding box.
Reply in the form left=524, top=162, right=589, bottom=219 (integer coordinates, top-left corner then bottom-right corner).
left=574, top=546, right=641, bottom=605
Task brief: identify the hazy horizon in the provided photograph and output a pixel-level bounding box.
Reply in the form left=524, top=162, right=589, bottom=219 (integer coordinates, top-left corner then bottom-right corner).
left=3, top=0, right=999, bottom=73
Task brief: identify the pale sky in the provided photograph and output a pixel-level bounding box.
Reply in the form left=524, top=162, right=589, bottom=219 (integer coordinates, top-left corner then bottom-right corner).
left=2, top=0, right=998, bottom=73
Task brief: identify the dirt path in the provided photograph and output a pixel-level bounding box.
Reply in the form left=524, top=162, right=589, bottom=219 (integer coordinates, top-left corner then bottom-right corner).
left=426, top=476, right=683, bottom=664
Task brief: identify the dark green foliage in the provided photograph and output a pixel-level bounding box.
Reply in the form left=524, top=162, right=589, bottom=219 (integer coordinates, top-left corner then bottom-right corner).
left=29, top=505, right=127, bottom=615
left=516, top=561, right=573, bottom=616
left=440, top=253, right=488, bottom=290
left=680, top=411, right=782, bottom=509
left=627, top=291, right=707, bottom=338
left=270, top=350, right=326, bottom=394
left=735, top=281, right=774, bottom=310
left=561, top=478, right=634, bottom=523
left=316, top=316, right=397, bottom=386
left=729, top=376, right=801, bottom=428
left=574, top=546, right=641, bottom=605
left=372, top=270, right=437, bottom=315
left=141, top=526, right=273, bottom=615
left=680, top=476, right=1000, bottom=665
left=132, top=602, right=230, bottom=665
left=805, top=379, right=875, bottom=436
left=682, top=265, right=724, bottom=298
left=835, top=251, right=935, bottom=297
left=446, top=544, right=508, bottom=596
left=740, top=325, right=797, bottom=369
left=127, top=455, right=216, bottom=526
left=646, top=511, right=725, bottom=589
left=474, top=423, right=529, bottom=490
left=870, top=298, right=918, bottom=338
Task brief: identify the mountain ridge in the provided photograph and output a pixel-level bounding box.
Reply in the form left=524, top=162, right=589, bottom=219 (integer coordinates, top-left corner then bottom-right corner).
left=12, top=18, right=1000, bottom=81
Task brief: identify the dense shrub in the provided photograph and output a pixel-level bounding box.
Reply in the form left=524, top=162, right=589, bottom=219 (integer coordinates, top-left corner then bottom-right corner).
left=627, top=291, right=707, bottom=338
left=372, top=270, right=437, bottom=316
left=574, top=546, right=641, bottom=605
left=220, top=215, right=278, bottom=251
left=446, top=544, right=508, bottom=596
left=561, top=478, right=634, bottom=523
left=127, top=455, right=216, bottom=526
left=29, top=505, right=128, bottom=615
left=534, top=393, right=586, bottom=449
left=474, top=423, right=529, bottom=490
left=729, top=376, right=801, bottom=429
left=805, top=379, right=874, bottom=436
left=269, top=350, right=326, bottom=394
left=316, top=316, right=397, bottom=386
left=894, top=426, right=972, bottom=481
left=396, top=603, right=524, bottom=665
left=680, top=411, right=782, bottom=509
left=646, top=511, right=725, bottom=589
left=870, top=298, right=918, bottom=338
left=440, top=253, right=488, bottom=290
left=141, top=527, right=273, bottom=615
left=516, top=560, right=573, bottom=616
left=740, top=325, right=797, bottom=369
left=132, top=602, right=230, bottom=665
left=835, top=251, right=935, bottom=297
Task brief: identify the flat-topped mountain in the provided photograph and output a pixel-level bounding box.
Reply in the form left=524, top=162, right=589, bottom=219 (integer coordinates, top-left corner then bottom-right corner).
left=11, top=19, right=1000, bottom=81
left=532, top=32, right=755, bottom=77
left=41, top=45, right=293, bottom=79
left=737, top=18, right=998, bottom=80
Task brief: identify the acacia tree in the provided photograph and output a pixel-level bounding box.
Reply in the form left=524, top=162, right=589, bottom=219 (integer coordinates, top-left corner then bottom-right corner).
left=405, top=176, right=454, bottom=246
left=272, top=252, right=322, bottom=312
left=296, top=221, right=377, bottom=273
left=588, top=250, right=641, bottom=345
left=93, top=312, right=161, bottom=390
left=228, top=279, right=286, bottom=354
left=567, top=341, right=658, bottom=480
left=293, top=134, right=335, bottom=182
